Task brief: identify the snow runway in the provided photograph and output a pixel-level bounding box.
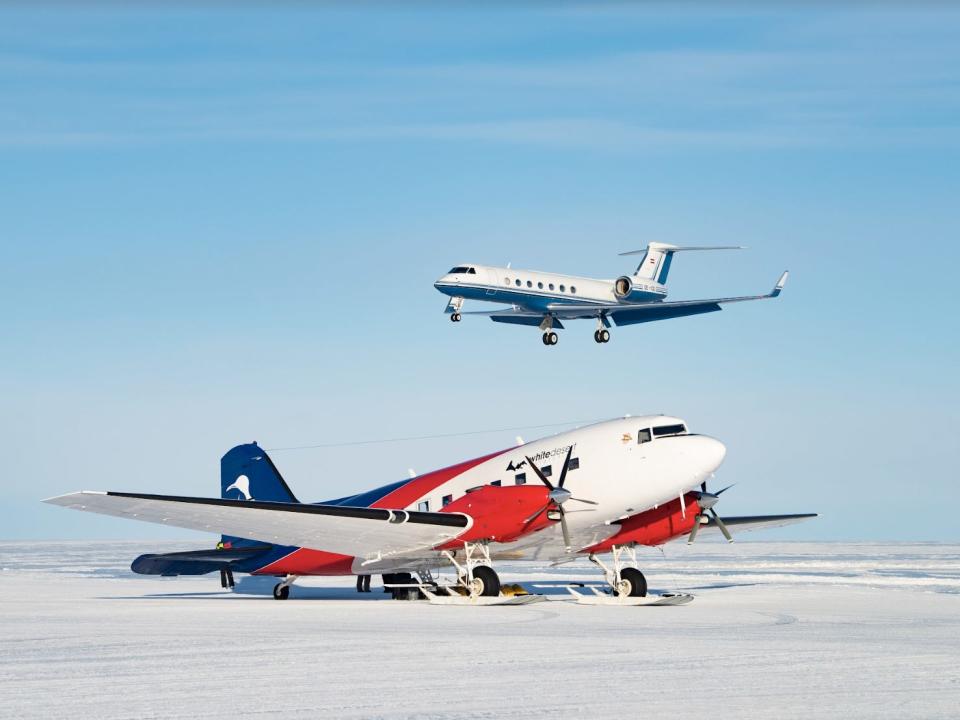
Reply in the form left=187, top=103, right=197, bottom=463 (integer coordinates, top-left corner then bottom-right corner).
left=1, top=541, right=958, bottom=719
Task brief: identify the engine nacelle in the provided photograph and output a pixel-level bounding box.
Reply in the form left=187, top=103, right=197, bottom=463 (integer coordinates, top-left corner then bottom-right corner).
left=613, top=275, right=664, bottom=303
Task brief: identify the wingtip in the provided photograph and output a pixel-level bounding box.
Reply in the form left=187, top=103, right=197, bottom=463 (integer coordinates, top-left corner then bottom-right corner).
left=42, top=490, right=106, bottom=505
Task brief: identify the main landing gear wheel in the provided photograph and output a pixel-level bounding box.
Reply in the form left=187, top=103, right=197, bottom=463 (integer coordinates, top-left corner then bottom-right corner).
left=614, top=567, right=647, bottom=598
left=272, top=583, right=290, bottom=600
left=541, top=331, right=559, bottom=346
left=450, top=312, right=462, bottom=322
left=593, top=329, right=610, bottom=344
left=469, top=565, right=501, bottom=597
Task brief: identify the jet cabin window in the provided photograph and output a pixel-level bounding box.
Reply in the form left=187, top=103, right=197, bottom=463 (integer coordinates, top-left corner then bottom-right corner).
left=653, top=424, right=688, bottom=438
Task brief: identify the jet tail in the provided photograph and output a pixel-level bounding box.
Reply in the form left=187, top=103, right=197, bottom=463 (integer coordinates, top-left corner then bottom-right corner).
left=220, top=442, right=298, bottom=549
left=619, top=243, right=744, bottom=284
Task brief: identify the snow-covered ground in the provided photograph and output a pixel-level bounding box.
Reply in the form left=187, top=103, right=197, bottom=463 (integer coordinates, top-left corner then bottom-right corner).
left=1, top=541, right=958, bottom=719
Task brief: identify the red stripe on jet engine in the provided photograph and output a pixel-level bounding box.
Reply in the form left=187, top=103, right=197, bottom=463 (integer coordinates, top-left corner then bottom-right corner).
left=370, top=448, right=510, bottom=509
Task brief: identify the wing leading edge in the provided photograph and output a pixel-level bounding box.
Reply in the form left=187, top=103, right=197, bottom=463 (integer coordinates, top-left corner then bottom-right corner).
left=44, top=491, right=470, bottom=560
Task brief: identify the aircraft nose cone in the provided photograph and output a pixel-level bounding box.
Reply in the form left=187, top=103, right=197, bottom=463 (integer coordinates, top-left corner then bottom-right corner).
left=700, top=436, right=727, bottom=472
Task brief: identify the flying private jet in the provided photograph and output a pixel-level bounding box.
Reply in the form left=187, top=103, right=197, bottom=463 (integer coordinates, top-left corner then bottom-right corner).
left=434, top=243, right=788, bottom=345
left=45, top=416, right=814, bottom=604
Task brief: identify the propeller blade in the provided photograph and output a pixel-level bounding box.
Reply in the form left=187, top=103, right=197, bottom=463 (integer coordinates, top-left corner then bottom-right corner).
left=715, top=483, right=736, bottom=496
left=568, top=497, right=599, bottom=506
left=701, top=481, right=707, bottom=493
left=710, top=509, right=734, bottom=542
left=524, top=455, right=554, bottom=490
left=556, top=446, right=573, bottom=489
left=559, top=507, right=572, bottom=550
left=523, top=503, right=550, bottom=526
left=687, top=514, right=702, bottom=544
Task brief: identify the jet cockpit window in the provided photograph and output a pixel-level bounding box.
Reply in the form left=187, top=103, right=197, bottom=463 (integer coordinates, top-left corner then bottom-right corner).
left=652, top=424, right=687, bottom=437
left=638, top=429, right=652, bottom=444
left=466, top=267, right=477, bottom=274
left=448, top=266, right=469, bottom=274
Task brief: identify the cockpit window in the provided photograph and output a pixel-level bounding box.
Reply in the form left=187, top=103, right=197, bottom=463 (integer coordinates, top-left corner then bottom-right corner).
left=638, top=429, right=651, bottom=444
left=653, top=424, right=687, bottom=437
left=448, top=266, right=475, bottom=274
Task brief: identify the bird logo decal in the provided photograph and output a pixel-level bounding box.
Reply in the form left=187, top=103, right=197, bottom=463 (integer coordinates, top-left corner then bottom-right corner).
left=225, top=474, right=253, bottom=501
left=506, top=459, right=528, bottom=472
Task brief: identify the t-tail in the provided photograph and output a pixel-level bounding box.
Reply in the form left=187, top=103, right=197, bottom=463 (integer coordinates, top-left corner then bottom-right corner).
left=619, top=243, right=744, bottom=284
left=220, top=442, right=298, bottom=549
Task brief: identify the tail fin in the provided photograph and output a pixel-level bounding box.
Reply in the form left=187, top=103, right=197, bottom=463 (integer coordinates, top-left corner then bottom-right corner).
left=221, top=442, right=298, bottom=503
left=220, top=442, right=297, bottom=549
left=619, top=243, right=744, bottom=284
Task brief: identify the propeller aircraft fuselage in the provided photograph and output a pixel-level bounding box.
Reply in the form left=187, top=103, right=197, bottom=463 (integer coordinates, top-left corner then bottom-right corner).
left=45, top=416, right=814, bottom=600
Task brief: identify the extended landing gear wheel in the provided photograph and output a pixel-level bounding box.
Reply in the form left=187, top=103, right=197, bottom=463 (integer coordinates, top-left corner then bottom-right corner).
left=541, top=331, right=559, bottom=346
left=450, top=312, right=462, bottom=322
left=594, top=329, right=610, bottom=343
left=272, top=583, right=290, bottom=600
left=614, top=568, right=647, bottom=597
left=470, top=565, right=501, bottom=597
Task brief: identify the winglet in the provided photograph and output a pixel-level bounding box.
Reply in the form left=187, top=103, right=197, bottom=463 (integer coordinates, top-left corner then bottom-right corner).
left=770, top=271, right=789, bottom=298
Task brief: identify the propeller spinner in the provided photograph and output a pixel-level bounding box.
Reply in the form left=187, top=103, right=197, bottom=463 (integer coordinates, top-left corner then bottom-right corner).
left=687, top=482, right=735, bottom=544
left=522, top=446, right=598, bottom=550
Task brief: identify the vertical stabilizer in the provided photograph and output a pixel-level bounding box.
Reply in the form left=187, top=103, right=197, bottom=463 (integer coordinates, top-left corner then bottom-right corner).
left=220, top=443, right=298, bottom=549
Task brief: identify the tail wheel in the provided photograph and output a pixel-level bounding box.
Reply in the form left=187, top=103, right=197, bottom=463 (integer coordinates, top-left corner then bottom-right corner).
left=272, top=583, right=290, bottom=600
left=614, top=568, right=647, bottom=597
left=470, top=565, right=501, bottom=597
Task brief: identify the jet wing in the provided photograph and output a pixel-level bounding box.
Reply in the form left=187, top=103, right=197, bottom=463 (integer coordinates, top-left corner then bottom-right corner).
left=44, top=492, right=470, bottom=560
left=684, top=512, right=817, bottom=540
left=547, top=271, right=789, bottom=325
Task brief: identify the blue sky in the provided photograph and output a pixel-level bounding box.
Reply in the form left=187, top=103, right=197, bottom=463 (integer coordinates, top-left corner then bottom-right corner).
left=2, top=4, right=958, bottom=542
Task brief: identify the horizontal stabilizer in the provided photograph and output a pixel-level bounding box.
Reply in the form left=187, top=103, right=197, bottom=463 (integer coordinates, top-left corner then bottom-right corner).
left=131, top=546, right=272, bottom=576
left=618, top=245, right=745, bottom=256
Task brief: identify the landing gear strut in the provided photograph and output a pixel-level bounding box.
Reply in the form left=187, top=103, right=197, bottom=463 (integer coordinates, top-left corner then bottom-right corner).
left=589, top=545, right=647, bottom=597
left=443, top=541, right=501, bottom=597
left=219, top=568, right=235, bottom=589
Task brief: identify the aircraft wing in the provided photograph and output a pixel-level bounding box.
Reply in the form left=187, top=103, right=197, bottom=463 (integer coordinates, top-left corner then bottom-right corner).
left=44, top=491, right=470, bottom=560
left=547, top=271, right=789, bottom=325
left=684, top=512, right=817, bottom=541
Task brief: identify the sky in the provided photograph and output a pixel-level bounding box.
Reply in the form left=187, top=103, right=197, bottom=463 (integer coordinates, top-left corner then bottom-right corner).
left=1, top=3, right=958, bottom=543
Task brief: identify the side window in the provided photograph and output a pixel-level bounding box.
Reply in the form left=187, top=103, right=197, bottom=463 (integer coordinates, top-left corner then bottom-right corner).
left=542, top=465, right=552, bottom=477
left=638, top=429, right=652, bottom=444
left=568, top=457, right=580, bottom=470
left=570, top=286, right=577, bottom=294
left=467, top=268, right=476, bottom=274
left=549, top=283, right=555, bottom=291
left=491, top=480, right=502, bottom=487
left=537, top=282, right=544, bottom=289
left=442, top=494, right=453, bottom=507
left=417, top=500, right=430, bottom=512
left=526, top=280, right=532, bottom=288
left=515, top=279, right=521, bottom=287
left=515, top=473, right=526, bottom=485
left=504, top=277, right=510, bottom=285
left=559, top=284, right=566, bottom=292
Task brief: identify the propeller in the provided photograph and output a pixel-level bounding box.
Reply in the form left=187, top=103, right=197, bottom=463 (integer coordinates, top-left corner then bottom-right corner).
left=522, top=446, right=598, bottom=551
left=687, top=482, right=735, bottom=545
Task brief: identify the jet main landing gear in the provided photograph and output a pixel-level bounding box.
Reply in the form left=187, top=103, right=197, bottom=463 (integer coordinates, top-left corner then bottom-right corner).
left=541, top=331, right=559, bottom=346
left=450, top=312, right=462, bottom=322
left=593, top=329, right=610, bottom=344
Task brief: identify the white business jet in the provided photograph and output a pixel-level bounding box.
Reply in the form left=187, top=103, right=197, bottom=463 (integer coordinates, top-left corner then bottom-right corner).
left=434, top=243, right=788, bottom=345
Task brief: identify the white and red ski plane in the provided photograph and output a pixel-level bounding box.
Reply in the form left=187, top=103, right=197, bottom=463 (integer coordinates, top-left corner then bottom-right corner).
left=44, top=416, right=814, bottom=604
left=435, top=243, right=788, bottom=346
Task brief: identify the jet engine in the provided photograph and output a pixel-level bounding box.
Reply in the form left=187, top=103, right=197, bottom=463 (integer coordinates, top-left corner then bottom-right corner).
left=613, top=275, right=644, bottom=302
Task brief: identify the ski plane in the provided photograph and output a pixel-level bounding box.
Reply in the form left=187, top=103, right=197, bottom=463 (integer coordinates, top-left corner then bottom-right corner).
left=434, top=243, right=788, bottom=346
left=44, top=416, right=814, bottom=604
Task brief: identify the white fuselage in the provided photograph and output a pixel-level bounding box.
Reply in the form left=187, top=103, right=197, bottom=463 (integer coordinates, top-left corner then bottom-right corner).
left=360, top=416, right=725, bottom=571
left=434, top=264, right=667, bottom=313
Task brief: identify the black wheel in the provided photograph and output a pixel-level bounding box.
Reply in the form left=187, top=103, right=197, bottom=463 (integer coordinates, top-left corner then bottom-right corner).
left=548, top=331, right=559, bottom=345
left=450, top=312, right=461, bottom=322
left=615, top=568, right=647, bottom=597
left=470, top=566, right=501, bottom=597
left=273, top=583, right=290, bottom=600
left=600, top=329, right=610, bottom=343
left=594, top=330, right=602, bottom=343
left=542, top=332, right=550, bottom=345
